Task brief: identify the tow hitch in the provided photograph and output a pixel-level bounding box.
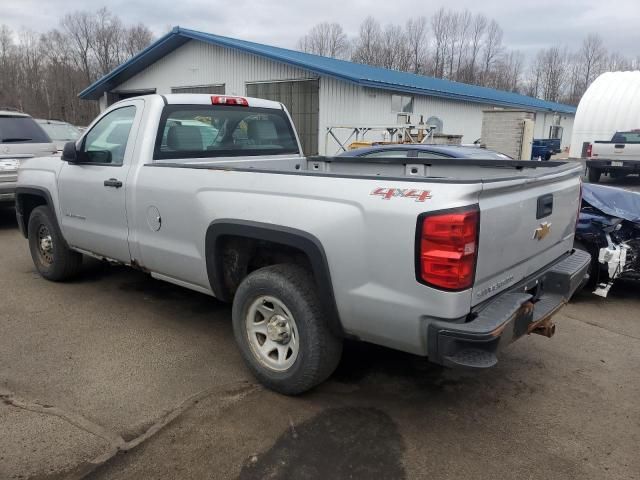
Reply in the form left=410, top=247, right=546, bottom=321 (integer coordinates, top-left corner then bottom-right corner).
left=528, top=316, right=556, bottom=338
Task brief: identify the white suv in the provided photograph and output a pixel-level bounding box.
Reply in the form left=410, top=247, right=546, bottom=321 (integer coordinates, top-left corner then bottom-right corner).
left=0, top=109, right=57, bottom=204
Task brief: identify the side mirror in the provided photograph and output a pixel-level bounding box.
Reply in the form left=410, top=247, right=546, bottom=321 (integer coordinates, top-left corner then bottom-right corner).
left=61, top=142, right=77, bottom=162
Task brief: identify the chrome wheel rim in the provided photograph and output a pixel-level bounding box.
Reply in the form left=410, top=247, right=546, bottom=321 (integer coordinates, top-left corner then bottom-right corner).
left=245, top=295, right=299, bottom=372
left=37, top=225, right=54, bottom=265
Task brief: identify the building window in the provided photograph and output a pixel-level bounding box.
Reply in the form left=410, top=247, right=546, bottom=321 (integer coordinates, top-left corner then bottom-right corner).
left=171, top=84, right=225, bottom=94
left=549, top=125, right=563, bottom=140
left=391, top=94, right=413, bottom=113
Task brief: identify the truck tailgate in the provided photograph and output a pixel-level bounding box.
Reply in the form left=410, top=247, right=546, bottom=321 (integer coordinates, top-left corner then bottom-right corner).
left=593, top=142, right=640, bottom=160
left=472, top=168, right=581, bottom=306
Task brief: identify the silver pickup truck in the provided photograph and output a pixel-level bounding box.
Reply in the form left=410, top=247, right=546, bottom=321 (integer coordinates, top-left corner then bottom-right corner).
left=16, top=94, right=590, bottom=394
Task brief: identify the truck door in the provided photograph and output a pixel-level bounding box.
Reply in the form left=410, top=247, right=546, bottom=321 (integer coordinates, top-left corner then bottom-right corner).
left=57, top=99, right=143, bottom=262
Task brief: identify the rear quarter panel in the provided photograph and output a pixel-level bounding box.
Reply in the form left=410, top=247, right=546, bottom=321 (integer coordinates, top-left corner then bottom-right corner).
left=131, top=165, right=482, bottom=354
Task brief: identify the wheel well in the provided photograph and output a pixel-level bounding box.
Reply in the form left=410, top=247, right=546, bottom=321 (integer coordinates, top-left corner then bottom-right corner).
left=16, top=193, right=47, bottom=238
left=205, top=221, right=344, bottom=336
left=218, top=235, right=312, bottom=297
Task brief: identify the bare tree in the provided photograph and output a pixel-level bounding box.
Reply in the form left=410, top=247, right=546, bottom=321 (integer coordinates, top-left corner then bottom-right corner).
left=462, top=13, right=487, bottom=83
left=351, top=16, right=383, bottom=66
left=534, top=46, right=568, bottom=103
left=605, top=52, right=630, bottom=71
left=492, top=50, right=523, bottom=92
left=405, top=17, right=427, bottom=74
left=0, top=25, right=18, bottom=107
left=92, top=7, right=123, bottom=76
left=379, top=24, right=411, bottom=71
left=61, top=11, right=95, bottom=83
left=564, top=52, right=583, bottom=105
left=430, top=8, right=448, bottom=78
left=580, top=34, right=606, bottom=90
left=297, top=22, right=349, bottom=59
left=453, top=10, right=472, bottom=81
left=123, top=24, right=154, bottom=58
left=481, top=20, right=503, bottom=85
left=0, top=7, right=154, bottom=125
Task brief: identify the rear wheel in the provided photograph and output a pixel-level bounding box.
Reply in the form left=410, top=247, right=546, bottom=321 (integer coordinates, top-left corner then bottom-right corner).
left=28, top=206, right=82, bottom=281
left=232, top=264, right=342, bottom=395
left=587, top=167, right=601, bottom=183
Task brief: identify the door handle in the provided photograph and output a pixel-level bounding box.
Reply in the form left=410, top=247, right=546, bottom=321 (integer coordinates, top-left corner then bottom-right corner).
left=104, top=178, right=123, bottom=188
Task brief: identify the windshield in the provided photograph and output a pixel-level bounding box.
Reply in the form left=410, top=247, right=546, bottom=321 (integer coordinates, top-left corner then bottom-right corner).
left=38, top=122, right=81, bottom=142
left=0, top=116, right=51, bottom=143
left=154, top=105, right=299, bottom=160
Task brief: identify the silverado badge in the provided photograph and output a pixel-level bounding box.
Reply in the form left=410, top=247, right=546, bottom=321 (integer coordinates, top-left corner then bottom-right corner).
left=533, top=222, right=552, bottom=241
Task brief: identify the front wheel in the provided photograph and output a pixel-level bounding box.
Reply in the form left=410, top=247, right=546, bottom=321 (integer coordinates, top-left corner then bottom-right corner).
left=232, top=264, right=342, bottom=395
left=28, top=206, right=82, bottom=281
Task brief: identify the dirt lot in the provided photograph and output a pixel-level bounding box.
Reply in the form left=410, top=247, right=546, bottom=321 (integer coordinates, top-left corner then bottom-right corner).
left=1, top=179, right=639, bottom=479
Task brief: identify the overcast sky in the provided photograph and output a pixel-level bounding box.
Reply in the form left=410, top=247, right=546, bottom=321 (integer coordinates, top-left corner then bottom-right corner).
left=3, top=0, right=640, bottom=58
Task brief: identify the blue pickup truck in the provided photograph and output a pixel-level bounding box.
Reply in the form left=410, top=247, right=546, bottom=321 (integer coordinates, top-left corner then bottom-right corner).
left=532, top=139, right=561, bottom=161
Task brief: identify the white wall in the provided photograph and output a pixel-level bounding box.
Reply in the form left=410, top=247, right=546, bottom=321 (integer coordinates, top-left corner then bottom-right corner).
left=111, top=38, right=575, bottom=155
left=116, top=40, right=317, bottom=96
left=320, top=84, right=574, bottom=155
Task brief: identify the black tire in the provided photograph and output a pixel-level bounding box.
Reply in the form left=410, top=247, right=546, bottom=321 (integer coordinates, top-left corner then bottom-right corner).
left=28, top=206, right=82, bottom=281
left=544, top=152, right=552, bottom=161
left=232, top=264, right=342, bottom=395
left=587, top=167, right=601, bottom=183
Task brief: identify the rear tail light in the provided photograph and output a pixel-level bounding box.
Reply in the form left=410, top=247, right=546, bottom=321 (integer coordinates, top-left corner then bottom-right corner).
left=586, top=143, right=592, bottom=158
left=211, top=95, right=248, bottom=106
left=416, top=206, right=479, bottom=291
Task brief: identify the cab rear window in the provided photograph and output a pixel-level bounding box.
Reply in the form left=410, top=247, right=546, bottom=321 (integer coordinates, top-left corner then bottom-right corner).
left=611, top=131, right=640, bottom=143
left=153, top=105, right=299, bottom=160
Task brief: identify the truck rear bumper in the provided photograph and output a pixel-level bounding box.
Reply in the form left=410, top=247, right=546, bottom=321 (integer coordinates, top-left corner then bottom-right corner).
left=426, top=248, right=591, bottom=369
left=587, top=159, right=640, bottom=172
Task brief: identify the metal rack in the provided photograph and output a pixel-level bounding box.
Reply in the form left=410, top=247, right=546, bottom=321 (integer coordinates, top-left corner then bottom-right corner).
left=324, top=124, right=436, bottom=155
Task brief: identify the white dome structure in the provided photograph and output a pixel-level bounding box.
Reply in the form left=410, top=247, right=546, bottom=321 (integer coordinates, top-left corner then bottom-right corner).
left=569, top=71, right=640, bottom=158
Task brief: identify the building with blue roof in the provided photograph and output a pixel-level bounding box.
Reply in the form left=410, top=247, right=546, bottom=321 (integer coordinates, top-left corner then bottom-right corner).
left=80, top=26, right=576, bottom=155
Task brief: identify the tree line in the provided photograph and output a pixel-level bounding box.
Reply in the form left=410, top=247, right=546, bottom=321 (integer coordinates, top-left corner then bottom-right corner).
left=1, top=6, right=637, bottom=127
left=298, top=9, right=640, bottom=105
left=0, top=8, right=153, bottom=126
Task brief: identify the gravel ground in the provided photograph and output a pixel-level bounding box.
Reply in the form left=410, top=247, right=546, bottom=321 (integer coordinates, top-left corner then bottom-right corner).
left=0, top=196, right=638, bottom=480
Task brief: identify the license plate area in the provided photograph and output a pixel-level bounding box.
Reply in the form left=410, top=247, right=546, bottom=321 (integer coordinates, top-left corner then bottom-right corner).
left=611, top=161, right=624, bottom=167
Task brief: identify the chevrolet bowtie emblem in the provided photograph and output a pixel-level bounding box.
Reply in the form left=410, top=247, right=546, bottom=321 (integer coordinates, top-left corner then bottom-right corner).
left=533, top=222, right=552, bottom=241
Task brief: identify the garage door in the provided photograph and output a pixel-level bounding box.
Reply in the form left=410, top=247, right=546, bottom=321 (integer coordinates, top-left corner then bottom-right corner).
left=246, top=80, right=319, bottom=155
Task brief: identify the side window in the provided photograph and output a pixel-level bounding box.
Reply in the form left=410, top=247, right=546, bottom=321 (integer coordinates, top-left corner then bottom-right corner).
left=360, top=150, right=409, bottom=158
left=82, top=106, right=136, bottom=165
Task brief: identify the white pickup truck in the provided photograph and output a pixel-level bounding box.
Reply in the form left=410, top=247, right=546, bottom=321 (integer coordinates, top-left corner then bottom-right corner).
left=587, top=130, right=640, bottom=182
left=16, top=94, right=590, bottom=394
